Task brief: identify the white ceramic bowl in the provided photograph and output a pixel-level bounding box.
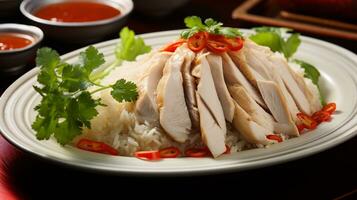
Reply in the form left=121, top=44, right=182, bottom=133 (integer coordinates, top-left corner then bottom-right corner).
left=20, top=0, right=133, bottom=44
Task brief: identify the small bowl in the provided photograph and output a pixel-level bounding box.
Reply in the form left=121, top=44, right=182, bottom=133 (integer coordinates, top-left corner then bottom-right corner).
left=0, top=24, right=43, bottom=74
left=20, top=0, right=133, bottom=45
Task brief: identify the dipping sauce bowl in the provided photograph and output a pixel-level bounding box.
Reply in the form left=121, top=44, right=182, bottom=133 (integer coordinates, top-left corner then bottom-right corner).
left=20, top=0, right=133, bottom=45
left=0, top=24, right=43, bottom=74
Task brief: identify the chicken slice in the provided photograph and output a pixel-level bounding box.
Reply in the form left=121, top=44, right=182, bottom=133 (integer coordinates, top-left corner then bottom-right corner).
left=228, top=49, right=267, bottom=88
left=156, top=48, right=192, bottom=143
left=256, top=80, right=299, bottom=136
left=206, top=54, right=235, bottom=122
left=178, top=44, right=200, bottom=130
left=268, top=53, right=318, bottom=115
left=196, top=93, right=226, bottom=158
left=240, top=47, right=300, bottom=121
left=135, top=52, right=171, bottom=125
left=231, top=101, right=273, bottom=145
left=228, top=84, right=275, bottom=132
left=221, top=52, right=266, bottom=108
left=193, top=54, right=226, bottom=134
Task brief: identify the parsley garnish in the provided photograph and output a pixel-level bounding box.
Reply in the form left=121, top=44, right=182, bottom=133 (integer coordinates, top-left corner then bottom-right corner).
left=32, top=46, right=139, bottom=145
left=181, top=16, right=242, bottom=39
left=90, top=27, right=151, bottom=81
left=250, top=27, right=300, bottom=59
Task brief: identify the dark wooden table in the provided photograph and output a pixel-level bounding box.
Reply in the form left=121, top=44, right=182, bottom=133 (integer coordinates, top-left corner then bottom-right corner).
left=1, top=1, right=356, bottom=199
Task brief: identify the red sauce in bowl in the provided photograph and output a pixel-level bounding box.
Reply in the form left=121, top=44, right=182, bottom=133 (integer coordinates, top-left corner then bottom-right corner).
left=34, top=2, right=121, bottom=23
left=0, top=33, right=33, bottom=51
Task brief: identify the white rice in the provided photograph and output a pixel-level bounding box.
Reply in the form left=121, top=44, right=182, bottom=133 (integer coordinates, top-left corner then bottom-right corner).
left=76, top=98, right=248, bottom=156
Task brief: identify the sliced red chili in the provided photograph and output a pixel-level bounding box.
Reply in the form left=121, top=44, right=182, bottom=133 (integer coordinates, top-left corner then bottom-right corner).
left=312, top=111, right=331, bottom=123
left=159, top=147, right=181, bottom=158
left=266, top=134, right=283, bottom=143
left=206, top=40, right=229, bottom=54
left=162, top=39, right=186, bottom=52
left=76, top=139, right=118, bottom=155
left=185, top=147, right=210, bottom=157
left=224, top=145, right=231, bottom=154
left=296, top=124, right=305, bottom=133
left=297, top=113, right=318, bottom=129
left=224, top=37, right=244, bottom=51
left=208, top=33, right=225, bottom=42
left=187, top=32, right=208, bottom=52
left=322, top=103, right=336, bottom=115
left=134, top=150, right=161, bottom=161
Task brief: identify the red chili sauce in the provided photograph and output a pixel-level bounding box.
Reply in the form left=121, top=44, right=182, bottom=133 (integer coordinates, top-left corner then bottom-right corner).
left=34, top=2, right=121, bottom=23
left=0, top=33, right=33, bottom=51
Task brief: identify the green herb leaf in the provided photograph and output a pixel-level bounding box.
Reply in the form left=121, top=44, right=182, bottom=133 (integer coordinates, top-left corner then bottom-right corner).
left=79, top=46, right=105, bottom=72
left=218, top=27, right=243, bottom=38
left=250, top=27, right=300, bottom=59
left=185, top=16, right=205, bottom=29
left=36, top=47, right=60, bottom=69
left=249, top=32, right=282, bottom=52
left=33, top=45, right=138, bottom=146
left=283, top=33, right=300, bottom=58
left=115, top=27, right=151, bottom=61
left=293, top=59, right=326, bottom=105
left=111, top=79, right=138, bottom=102
left=181, top=16, right=242, bottom=39
left=293, top=59, right=320, bottom=85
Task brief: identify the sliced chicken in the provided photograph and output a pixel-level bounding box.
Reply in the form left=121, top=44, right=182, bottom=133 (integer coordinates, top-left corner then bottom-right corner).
left=238, top=47, right=300, bottom=121
left=268, top=53, right=318, bottom=115
left=178, top=44, right=200, bottom=130
left=206, top=54, right=235, bottom=122
left=231, top=101, right=273, bottom=145
left=193, top=53, right=226, bottom=134
left=256, top=80, right=299, bottom=136
left=221, top=52, right=266, bottom=108
left=228, top=84, right=275, bottom=132
left=196, top=93, right=226, bottom=157
left=228, top=49, right=267, bottom=88
left=156, top=47, right=192, bottom=143
left=135, top=52, right=172, bottom=125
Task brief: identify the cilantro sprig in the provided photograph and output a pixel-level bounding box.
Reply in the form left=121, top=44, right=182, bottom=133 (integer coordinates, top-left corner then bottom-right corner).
left=250, top=27, right=300, bottom=59
left=249, top=26, right=325, bottom=104
left=181, top=16, right=242, bottom=39
left=32, top=46, right=139, bottom=145
left=90, top=27, right=151, bottom=81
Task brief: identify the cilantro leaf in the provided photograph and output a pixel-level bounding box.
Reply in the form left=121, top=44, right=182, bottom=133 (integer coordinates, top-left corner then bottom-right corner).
left=293, top=59, right=326, bottom=105
left=79, top=46, right=105, bottom=72
left=283, top=33, right=300, bottom=58
left=33, top=45, right=139, bottom=146
left=111, top=79, right=138, bottom=102
left=77, top=92, right=100, bottom=128
left=54, top=117, right=82, bottom=145
left=181, top=16, right=242, bottom=39
left=218, top=27, right=243, bottom=38
left=61, top=64, right=90, bottom=92
left=249, top=32, right=282, bottom=52
left=36, top=47, right=60, bottom=69
left=185, top=16, right=205, bottom=29
left=250, top=27, right=301, bottom=59
left=293, top=59, right=320, bottom=85
left=115, top=27, right=151, bottom=61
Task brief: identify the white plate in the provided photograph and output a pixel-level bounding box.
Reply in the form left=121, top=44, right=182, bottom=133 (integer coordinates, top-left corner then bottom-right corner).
left=1, top=30, right=357, bottom=175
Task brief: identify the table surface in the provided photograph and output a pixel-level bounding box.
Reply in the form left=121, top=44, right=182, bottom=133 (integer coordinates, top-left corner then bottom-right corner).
left=1, top=0, right=356, bottom=199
